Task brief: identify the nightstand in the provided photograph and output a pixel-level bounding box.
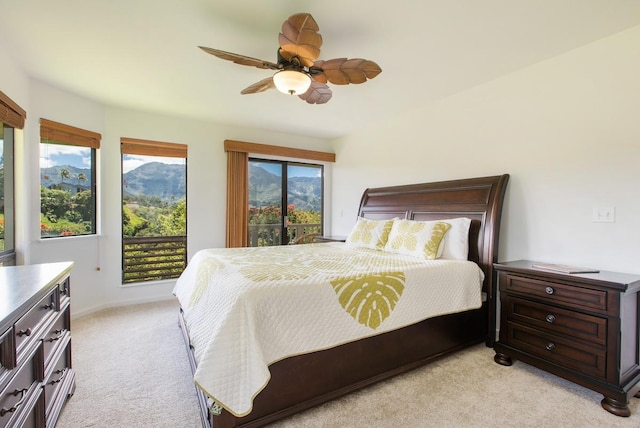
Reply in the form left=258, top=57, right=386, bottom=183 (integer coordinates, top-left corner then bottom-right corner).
left=493, top=260, right=640, bottom=416
left=313, top=236, right=346, bottom=243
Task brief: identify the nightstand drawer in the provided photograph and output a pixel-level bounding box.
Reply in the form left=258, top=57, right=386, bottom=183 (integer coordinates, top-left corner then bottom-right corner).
left=504, top=274, right=607, bottom=312
left=506, top=322, right=606, bottom=378
left=505, top=296, right=607, bottom=345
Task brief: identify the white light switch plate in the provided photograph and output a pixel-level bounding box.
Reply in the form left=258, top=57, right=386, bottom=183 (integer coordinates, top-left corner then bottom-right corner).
left=592, top=207, right=615, bottom=223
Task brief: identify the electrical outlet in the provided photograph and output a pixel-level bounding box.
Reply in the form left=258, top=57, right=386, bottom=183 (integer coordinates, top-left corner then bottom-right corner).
left=592, top=207, right=615, bottom=223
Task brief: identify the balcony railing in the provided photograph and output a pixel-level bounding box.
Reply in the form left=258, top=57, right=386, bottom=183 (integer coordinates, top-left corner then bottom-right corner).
left=122, top=224, right=318, bottom=283
left=122, top=235, right=187, bottom=283
left=249, top=223, right=321, bottom=247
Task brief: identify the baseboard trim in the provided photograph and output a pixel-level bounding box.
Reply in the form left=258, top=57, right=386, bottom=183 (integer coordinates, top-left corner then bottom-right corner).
left=71, top=294, right=177, bottom=320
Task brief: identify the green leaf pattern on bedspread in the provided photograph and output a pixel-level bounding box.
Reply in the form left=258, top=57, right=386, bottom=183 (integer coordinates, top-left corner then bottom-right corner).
left=187, top=245, right=420, bottom=326
left=330, top=272, right=405, bottom=329
left=189, top=258, right=226, bottom=307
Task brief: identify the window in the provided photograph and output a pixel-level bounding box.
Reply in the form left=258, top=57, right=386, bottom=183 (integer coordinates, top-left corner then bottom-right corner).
left=248, top=159, right=323, bottom=246
left=224, top=139, right=334, bottom=247
left=40, top=119, right=100, bottom=238
left=0, top=90, right=25, bottom=265
left=121, top=137, right=187, bottom=284
left=0, top=124, right=16, bottom=264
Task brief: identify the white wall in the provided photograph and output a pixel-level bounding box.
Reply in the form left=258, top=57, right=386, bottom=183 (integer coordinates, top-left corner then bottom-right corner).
left=331, top=25, right=640, bottom=275
left=1, top=51, right=332, bottom=316
left=3, top=24, right=639, bottom=319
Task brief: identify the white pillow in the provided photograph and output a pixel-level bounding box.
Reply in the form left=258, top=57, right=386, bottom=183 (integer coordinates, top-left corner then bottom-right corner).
left=345, top=217, right=395, bottom=251
left=384, top=219, right=451, bottom=260
left=440, top=217, right=472, bottom=260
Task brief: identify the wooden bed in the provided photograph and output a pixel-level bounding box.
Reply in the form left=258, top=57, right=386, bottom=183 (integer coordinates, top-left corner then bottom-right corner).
left=178, top=174, right=509, bottom=428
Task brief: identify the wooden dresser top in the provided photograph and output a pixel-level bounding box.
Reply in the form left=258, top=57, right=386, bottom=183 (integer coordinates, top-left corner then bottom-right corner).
left=0, top=262, right=73, bottom=332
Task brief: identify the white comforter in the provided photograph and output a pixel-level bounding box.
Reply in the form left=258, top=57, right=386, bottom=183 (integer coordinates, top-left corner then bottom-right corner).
left=173, top=242, right=484, bottom=416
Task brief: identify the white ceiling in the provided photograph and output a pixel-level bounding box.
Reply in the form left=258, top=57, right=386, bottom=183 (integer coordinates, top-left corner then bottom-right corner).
left=2, top=1, right=640, bottom=139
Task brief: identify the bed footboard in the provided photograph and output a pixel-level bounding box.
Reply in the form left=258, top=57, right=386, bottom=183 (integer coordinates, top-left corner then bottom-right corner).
left=180, top=304, right=488, bottom=428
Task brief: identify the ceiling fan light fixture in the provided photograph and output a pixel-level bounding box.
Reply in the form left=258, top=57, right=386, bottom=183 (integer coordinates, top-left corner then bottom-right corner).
left=273, top=70, right=311, bottom=95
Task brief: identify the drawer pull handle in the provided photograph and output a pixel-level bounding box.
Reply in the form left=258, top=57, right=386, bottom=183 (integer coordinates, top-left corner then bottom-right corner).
left=17, top=328, right=31, bottom=337
left=47, top=329, right=66, bottom=342
left=545, top=314, right=556, bottom=323
left=0, top=388, right=29, bottom=416
left=48, top=368, right=68, bottom=385
left=545, top=342, right=556, bottom=351
left=545, top=286, right=554, bottom=295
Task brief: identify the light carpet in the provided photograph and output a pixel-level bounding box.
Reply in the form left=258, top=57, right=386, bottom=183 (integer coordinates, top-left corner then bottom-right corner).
left=57, top=299, right=640, bottom=428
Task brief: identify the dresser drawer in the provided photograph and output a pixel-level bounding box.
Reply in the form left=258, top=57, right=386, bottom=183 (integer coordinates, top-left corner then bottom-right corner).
left=503, top=274, right=607, bottom=312
left=0, top=352, right=38, bottom=428
left=57, top=276, right=70, bottom=309
left=0, top=328, right=13, bottom=374
left=42, top=309, right=70, bottom=368
left=506, top=322, right=606, bottom=378
left=14, top=290, right=57, bottom=362
left=43, top=341, right=71, bottom=418
left=505, top=296, right=607, bottom=346
left=0, top=387, right=42, bottom=428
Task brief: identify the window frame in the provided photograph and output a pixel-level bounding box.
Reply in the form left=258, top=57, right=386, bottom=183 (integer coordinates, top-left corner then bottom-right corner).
left=0, top=124, right=16, bottom=265
left=120, top=137, right=188, bottom=284
left=0, top=90, right=25, bottom=265
left=248, top=158, right=324, bottom=246
left=39, top=118, right=100, bottom=238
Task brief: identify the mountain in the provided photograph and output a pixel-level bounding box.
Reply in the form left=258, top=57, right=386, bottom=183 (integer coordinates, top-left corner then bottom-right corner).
left=123, top=162, right=185, bottom=201
left=287, top=176, right=322, bottom=212
left=41, top=162, right=317, bottom=209
left=41, top=165, right=91, bottom=191
left=249, top=165, right=321, bottom=212
left=41, top=162, right=186, bottom=202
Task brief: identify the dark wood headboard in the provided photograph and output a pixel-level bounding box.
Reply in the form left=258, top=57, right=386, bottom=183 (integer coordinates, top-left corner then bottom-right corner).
left=357, top=174, right=509, bottom=334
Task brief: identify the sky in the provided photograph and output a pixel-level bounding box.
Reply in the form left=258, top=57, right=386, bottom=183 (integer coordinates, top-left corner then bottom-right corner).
left=39, top=144, right=185, bottom=173
left=40, top=144, right=91, bottom=169
left=122, top=154, right=185, bottom=173
left=251, top=161, right=322, bottom=178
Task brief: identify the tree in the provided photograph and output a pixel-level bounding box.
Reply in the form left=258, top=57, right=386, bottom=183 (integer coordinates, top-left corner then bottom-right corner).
left=72, top=190, right=93, bottom=221
left=77, top=172, right=87, bottom=186
left=160, top=199, right=186, bottom=236
left=40, top=185, right=72, bottom=222
left=60, top=168, right=70, bottom=184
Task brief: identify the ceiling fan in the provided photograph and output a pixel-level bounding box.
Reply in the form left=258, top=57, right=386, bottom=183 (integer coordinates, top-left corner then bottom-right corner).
left=199, top=13, right=382, bottom=104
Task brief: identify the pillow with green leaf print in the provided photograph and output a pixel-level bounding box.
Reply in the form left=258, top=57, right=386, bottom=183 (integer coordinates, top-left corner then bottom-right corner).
left=345, top=217, right=395, bottom=251
left=384, top=219, right=451, bottom=260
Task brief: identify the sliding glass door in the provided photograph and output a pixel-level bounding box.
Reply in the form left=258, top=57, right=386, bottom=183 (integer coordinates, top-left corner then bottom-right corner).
left=248, top=159, right=323, bottom=246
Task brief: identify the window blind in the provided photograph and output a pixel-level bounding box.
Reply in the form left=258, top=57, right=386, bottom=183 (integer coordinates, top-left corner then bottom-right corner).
left=121, top=137, right=187, bottom=158
left=0, top=90, right=27, bottom=129
left=40, top=118, right=101, bottom=148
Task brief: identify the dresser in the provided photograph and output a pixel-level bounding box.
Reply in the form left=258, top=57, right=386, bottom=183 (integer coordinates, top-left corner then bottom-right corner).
left=0, top=262, right=75, bottom=427
left=493, top=260, right=640, bottom=416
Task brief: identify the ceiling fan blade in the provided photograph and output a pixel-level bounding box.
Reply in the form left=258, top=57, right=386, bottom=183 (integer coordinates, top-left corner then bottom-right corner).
left=298, top=81, right=332, bottom=104
left=310, top=72, right=328, bottom=84
left=278, top=13, right=322, bottom=67
left=313, top=58, right=382, bottom=85
left=199, top=46, right=279, bottom=70
left=240, top=77, right=275, bottom=95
